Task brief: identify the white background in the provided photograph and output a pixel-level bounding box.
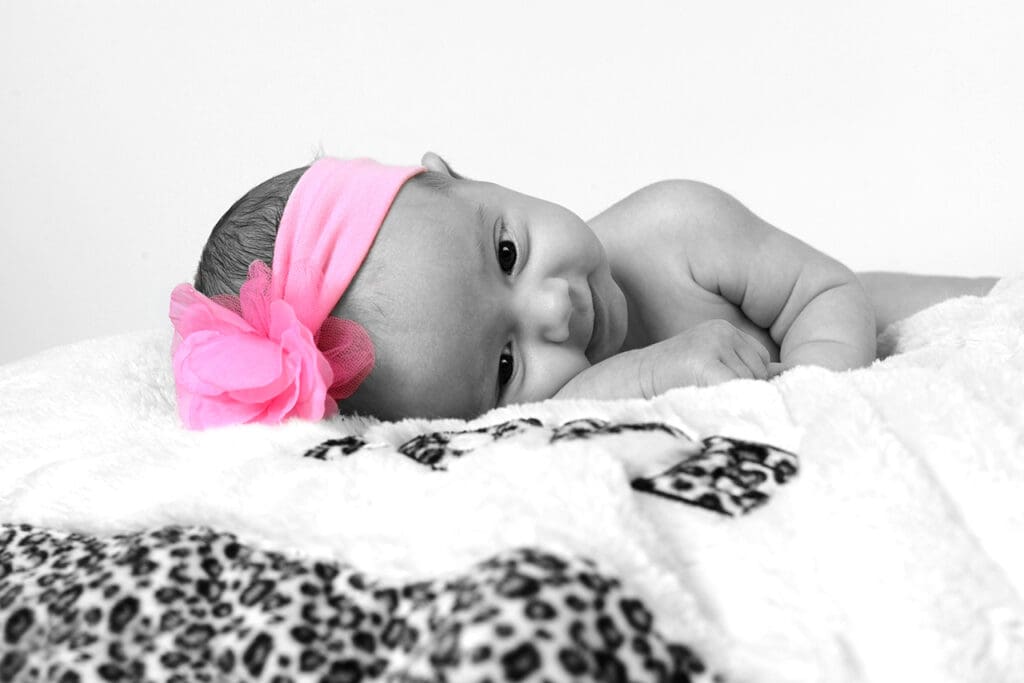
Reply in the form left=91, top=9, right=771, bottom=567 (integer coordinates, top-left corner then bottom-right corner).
left=2, top=1, right=1021, bottom=364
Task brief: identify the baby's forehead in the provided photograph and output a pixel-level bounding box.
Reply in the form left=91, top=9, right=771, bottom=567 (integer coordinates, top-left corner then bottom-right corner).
left=363, top=323, right=496, bottom=419
left=370, top=178, right=499, bottom=277
left=355, top=178, right=499, bottom=417
left=361, top=267, right=498, bottom=418
left=389, top=175, right=483, bottom=236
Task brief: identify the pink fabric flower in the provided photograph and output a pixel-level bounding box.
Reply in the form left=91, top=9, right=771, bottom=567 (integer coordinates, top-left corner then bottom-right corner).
left=169, top=261, right=373, bottom=430
left=168, top=158, right=420, bottom=430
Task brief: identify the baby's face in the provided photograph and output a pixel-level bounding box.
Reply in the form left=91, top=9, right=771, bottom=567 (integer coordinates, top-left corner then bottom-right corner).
left=339, top=174, right=628, bottom=420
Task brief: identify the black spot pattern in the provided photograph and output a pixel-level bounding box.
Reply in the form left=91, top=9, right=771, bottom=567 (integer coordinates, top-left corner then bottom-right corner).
left=0, top=523, right=723, bottom=682
left=4, top=606, right=33, bottom=644
left=302, top=417, right=797, bottom=516
left=631, top=435, right=799, bottom=516
left=396, top=419, right=543, bottom=470
left=302, top=436, right=369, bottom=461
left=107, top=595, right=138, bottom=634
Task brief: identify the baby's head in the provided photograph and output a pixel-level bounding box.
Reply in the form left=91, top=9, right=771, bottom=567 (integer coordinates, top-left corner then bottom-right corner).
left=179, top=153, right=627, bottom=427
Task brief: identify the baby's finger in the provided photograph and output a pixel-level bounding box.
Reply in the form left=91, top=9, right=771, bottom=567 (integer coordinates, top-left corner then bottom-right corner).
left=767, top=362, right=788, bottom=378
left=736, top=330, right=771, bottom=367
left=733, top=342, right=769, bottom=379
left=700, top=361, right=744, bottom=386
left=723, top=349, right=757, bottom=380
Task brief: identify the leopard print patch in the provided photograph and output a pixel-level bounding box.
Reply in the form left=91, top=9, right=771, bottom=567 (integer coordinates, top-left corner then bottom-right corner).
left=302, top=418, right=798, bottom=517
left=0, top=523, right=722, bottom=682
left=631, top=436, right=798, bottom=515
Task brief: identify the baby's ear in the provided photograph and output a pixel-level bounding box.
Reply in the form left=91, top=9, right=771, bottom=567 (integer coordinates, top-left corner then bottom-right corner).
left=420, top=151, right=467, bottom=179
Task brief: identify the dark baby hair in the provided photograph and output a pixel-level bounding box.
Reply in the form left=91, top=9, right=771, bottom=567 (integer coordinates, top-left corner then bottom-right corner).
left=193, top=166, right=309, bottom=297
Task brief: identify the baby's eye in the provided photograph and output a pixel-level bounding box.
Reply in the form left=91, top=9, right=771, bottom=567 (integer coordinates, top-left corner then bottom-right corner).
left=497, top=239, right=517, bottom=275
left=498, top=345, right=514, bottom=388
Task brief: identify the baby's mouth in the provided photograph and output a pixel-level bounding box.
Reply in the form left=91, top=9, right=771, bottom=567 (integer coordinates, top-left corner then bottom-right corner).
left=585, top=277, right=603, bottom=363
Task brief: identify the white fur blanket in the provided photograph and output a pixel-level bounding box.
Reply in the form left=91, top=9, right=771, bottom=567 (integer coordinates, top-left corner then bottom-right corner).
left=2, top=276, right=1023, bottom=682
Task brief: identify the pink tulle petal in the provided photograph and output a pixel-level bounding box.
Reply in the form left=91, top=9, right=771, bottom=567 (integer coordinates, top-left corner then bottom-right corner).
left=173, top=331, right=235, bottom=396
left=261, top=371, right=302, bottom=423
left=170, top=284, right=254, bottom=338
left=288, top=374, right=326, bottom=421
left=282, top=326, right=330, bottom=420
left=210, top=295, right=242, bottom=316
left=322, top=396, right=339, bottom=418
left=186, top=391, right=268, bottom=430
left=226, top=370, right=293, bottom=405
left=174, top=383, right=200, bottom=426
left=183, top=333, right=284, bottom=393
left=239, top=261, right=274, bottom=336
left=314, top=346, right=334, bottom=391
left=267, top=299, right=304, bottom=341
left=318, top=318, right=375, bottom=400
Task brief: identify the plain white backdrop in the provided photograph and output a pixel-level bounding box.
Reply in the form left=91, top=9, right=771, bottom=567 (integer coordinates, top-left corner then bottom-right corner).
left=2, top=1, right=1021, bottom=363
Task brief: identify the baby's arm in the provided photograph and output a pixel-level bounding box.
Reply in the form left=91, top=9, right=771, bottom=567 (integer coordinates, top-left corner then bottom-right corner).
left=857, top=271, right=998, bottom=335
left=555, top=319, right=771, bottom=400
left=642, top=180, right=876, bottom=373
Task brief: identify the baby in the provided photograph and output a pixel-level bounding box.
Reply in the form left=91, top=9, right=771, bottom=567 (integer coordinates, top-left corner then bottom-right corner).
left=172, top=153, right=996, bottom=427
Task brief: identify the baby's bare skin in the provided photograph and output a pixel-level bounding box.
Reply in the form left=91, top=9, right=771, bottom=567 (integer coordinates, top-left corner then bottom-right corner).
left=554, top=180, right=996, bottom=399
left=856, top=271, right=997, bottom=336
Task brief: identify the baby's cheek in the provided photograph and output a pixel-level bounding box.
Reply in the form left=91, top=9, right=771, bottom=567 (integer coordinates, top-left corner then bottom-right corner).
left=519, top=347, right=590, bottom=403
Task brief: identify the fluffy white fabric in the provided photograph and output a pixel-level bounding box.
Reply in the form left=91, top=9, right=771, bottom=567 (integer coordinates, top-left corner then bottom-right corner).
left=2, top=276, right=1023, bottom=682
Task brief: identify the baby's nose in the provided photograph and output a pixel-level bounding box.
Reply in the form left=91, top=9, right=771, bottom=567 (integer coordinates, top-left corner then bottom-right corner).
left=524, top=277, right=573, bottom=343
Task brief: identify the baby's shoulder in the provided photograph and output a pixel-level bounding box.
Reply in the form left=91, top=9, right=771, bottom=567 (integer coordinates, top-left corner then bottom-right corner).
left=590, top=179, right=756, bottom=236
left=588, top=179, right=759, bottom=262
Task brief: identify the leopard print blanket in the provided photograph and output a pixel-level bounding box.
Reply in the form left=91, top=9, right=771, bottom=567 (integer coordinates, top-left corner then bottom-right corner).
left=1, top=419, right=797, bottom=682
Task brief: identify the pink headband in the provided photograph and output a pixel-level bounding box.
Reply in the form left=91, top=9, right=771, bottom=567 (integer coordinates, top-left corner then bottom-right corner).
left=169, top=158, right=423, bottom=429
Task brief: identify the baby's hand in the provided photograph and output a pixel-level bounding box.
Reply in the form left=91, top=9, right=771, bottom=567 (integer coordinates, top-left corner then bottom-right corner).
left=636, top=320, right=770, bottom=397
left=554, top=320, right=770, bottom=401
